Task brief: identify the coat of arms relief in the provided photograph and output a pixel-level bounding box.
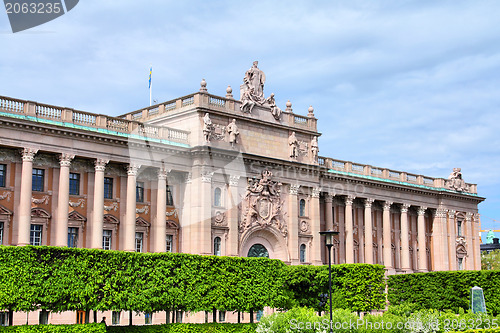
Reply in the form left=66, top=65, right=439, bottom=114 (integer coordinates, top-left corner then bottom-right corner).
left=239, top=169, right=288, bottom=238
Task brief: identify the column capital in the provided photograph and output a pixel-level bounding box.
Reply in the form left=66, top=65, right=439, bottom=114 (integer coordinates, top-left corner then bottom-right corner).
left=345, top=195, right=355, bottom=206
left=465, top=212, right=473, bottom=221
left=59, top=153, right=75, bottom=167
left=158, top=168, right=168, bottom=181
left=229, top=175, right=240, bottom=187
left=364, top=198, right=375, bottom=208
left=435, top=207, right=448, bottom=218
left=473, top=213, right=480, bottom=223
left=417, top=206, right=427, bottom=216
left=401, top=203, right=411, bottom=213
left=21, top=147, right=38, bottom=162
left=448, top=210, right=456, bottom=218
left=324, top=193, right=334, bottom=203
left=201, top=171, right=214, bottom=183
left=185, top=172, right=192, bottom=184
left=383, top=201, right=393, bottom=211
left=311, top=187, right=321, bottom=198
left=127, top=164, right=140, bottom=176
left=94, top=158, right=109, bottom=172
left=289, top=184, right=300, bottom=196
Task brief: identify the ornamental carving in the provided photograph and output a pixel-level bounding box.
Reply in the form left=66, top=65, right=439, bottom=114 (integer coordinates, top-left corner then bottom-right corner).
left=136, top=206, right=149, bottom=214
left=297, top=141, right=309, bottom=157
left=446, top=168, right=469, bottom=192
left=456, top=236, right=467, bottom=247
left=300, top=220, right=309, bottom=233
left=166, top=209, right=178, bottom=218
left=104, top=202, right=118, bottom=212
left=69, top=199, right=85, bottom=208
left=211, top=123, right=227, bottom=141
left=21, top=147, right=38, bottom=162
left=32, top=195, right=49, bottom=205
left=0, top=149, right=21, bottom=162
left=212, top=211, right=227, bottom=226
left=229, top=175, right=240, bottom=187
left=240, top=169, right=287, bottom=237
left=33, top=153, right=58, bottom=167
left=0, top=191, right=12, bottom=202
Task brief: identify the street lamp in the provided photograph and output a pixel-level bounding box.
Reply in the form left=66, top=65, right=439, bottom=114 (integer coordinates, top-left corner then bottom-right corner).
left=319, top=229, right=339, bottom=333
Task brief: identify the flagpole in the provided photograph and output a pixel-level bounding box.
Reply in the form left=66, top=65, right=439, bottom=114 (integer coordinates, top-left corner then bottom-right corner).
left=149, top=65, right=152, bottom=106
left=150, top=81, right=152, bottom=106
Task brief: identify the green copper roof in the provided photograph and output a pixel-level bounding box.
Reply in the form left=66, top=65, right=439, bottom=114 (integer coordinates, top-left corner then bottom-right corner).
left=327, top=168, right=478, bottom=197
left=0, top=111, right=190, bottom=148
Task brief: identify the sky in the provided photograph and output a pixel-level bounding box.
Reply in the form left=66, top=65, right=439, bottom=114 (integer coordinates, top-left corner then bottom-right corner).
left=1, top=0, right=500, bottom=234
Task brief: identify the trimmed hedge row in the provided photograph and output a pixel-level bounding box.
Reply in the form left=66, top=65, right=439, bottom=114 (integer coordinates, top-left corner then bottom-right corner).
left=0, top=246, right=286, bottom=313
left=0, top=324, right=105, bottom=332
left=106, top=323, right=257, bottom=333
left=284, top=264, right=386, bottom=312
left=388, top=270, right=500, bottom=315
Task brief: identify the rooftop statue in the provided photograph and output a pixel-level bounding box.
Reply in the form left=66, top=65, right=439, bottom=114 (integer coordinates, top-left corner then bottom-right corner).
left=241, top=61, right=266, bottom=113
left=447, top=167, right=467, bottom=192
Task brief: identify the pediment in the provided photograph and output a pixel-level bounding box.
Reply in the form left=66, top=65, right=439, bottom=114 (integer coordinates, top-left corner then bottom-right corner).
left=68, top=210, right=87, bottom=222
left=166, top=220, right=178, bottom=229
left=103, top=214, right=120, bottom=224
left=136, top=217, right=150, bottom=227
left=31, top=208, right=51, bottom=218
left=0, top=204, right=12, bottom=215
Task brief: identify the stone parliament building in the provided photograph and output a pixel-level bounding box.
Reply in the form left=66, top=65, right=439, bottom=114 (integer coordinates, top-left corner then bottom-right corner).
left=0, top=62, right=484, bottom=325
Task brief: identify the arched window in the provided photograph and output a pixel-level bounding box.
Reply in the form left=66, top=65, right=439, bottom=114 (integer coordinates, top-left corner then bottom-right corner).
left=247, top=244, right=269, bottom=258
left=214, top=187, right=222, bottom=207
left=299, top=244, right=306, bottom=263
left=214, top=237, right=221, bottom=256
left=299, top=199, right=306, bottom=217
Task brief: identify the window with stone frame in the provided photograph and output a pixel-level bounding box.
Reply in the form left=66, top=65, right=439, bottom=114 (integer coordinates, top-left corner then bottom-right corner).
left=135, top=232, right=144, bottom=253
left=299, top=243, right=306, bottom=263
left=214, top=236, right=222, bottom=256
left=30, top=224, right=42, bottom=246
left=457, top=219, right=463, bottom=237
left=103, top=230, right=112, bottom=250
left=69, top=172, right=80, bottom=196
left=136, top=182, right=145, bottom=203
left=299, top=199, right=306, bottom=217
left=112, top=311, right=120, bottom=325
left=458, top=257, right=464, bottom=270
left=104, top=177, right=113, bottom=199
left=214, top=187, right=222, bottom=207
left=0, top=164, right=6, bottom=187
left=166, top=234, right=173, bottom=252
left=67, top=227, right=78, bottom=248
left=32, top=168, right=44, bottom=192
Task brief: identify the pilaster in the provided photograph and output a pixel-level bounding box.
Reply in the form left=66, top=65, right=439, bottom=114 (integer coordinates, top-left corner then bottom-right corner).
left=345, top=195, right=355, bottom=264
left=91, top=158, right=108, bottom=249
left=417, top=206, right=428, bottom=272
left=364, top=198, right=374, bottom=264
left=55, top=153, right=75, bottom=247
left=288, top=184, right=300, bottom=264
left=18, top=147, right=38, bottom=246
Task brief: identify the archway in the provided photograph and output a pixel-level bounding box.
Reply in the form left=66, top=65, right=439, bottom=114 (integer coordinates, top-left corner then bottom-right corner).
left=247, top=243, right=269, bottom=258
left=240, top=226, right=289, bottom=262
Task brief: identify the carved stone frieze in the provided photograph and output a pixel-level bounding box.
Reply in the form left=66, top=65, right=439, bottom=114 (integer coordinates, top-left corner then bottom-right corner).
left=0, top=191, right=12, bottom=202
left=104, top=202, right=118, bottom=212
left=289, top=184, right=300, bottom=196
left=136, top=206, right=149, bottom=214
left=33, top=153, right=57, bottom=167
left=32, top=195, right=49, bottom=205
left=229, top=175, right=240, bottom=187
left=299, top=220, right=309, bottom=233
left=201, top=171, right=214, bottom=183
left=311, top=187, right=321, bottom=198
left=240, top=169, right=287, bottom=237
left=0, top=148, right=21, bottom=163
left=166, top=209, right=178, bottom=218
left=297, top=141, right=309, bottom=157
left=71, top=159, right=93, bottom=173
left=211, top=123, right=227, bottom=141
left=69, top=198, right=85, bottom=208
left=456, top=236, right=467, bottom=247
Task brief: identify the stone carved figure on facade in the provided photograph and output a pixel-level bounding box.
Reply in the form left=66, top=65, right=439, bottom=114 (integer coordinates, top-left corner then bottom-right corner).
left=240, top=88, right=257, bottom=114
left=311, top=136, right=319, bottom=163
left=289, top=132, right=298, bottom=159
left=242, top=61, right=266, bottom=104
left=202, top=113, right=212, bottom=143
left=240, top=169, right=287, bottom=238
left=266, top=93, right=282, bottom=120
left=227, top=119, right=240, bottom=147
left=447, top=168, right=467, bottom=192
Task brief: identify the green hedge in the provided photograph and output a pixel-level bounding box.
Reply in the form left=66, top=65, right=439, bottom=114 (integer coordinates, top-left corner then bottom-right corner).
left=284, top=264, right=386, bottom=312
left=106, top=323, right=257, bottom=333
left=388, top=270, right=500, bottom=315
left=0, top=246, right=286, bottom=313
left=0, top=324, right=105, bottom=332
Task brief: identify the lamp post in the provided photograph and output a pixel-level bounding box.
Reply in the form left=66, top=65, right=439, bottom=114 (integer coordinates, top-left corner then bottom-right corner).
left=320, top=230, right=339, bottom=333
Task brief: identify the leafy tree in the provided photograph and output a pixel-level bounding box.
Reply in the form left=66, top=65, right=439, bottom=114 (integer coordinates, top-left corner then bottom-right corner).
left=482, top=249, right=500, bottom=270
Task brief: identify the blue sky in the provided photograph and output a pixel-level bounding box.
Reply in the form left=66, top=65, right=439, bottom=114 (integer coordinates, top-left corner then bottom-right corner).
left=1, top=1, right=500, bottom=235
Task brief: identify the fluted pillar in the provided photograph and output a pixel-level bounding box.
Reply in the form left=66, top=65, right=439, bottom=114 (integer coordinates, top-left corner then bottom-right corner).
left=18, top=147, right=38, bottom=246
left=55, top=153, right=75, bottom=247
left=417, top=207, right=428, bottom=272
left=91, top=159, right=108, bottom=249
left=448, top=210, right=457, bottom=270
left=465, top=212, right=474, bottom=270
left=400, top=203, right=411, bottom=272
left=310, top=188, right=322, bottom=265
left=288, top=184, right=300, bottom=264
left=181, top=173, right=192, bottom=254
left=473, top=213, right=481, bottom=270
left=227, top=175, right=240, bottom=257
left=325, top=194, right=334, bottom=231
left=345, top=195, right=355, bottom=264
left=383, top=201, right=393, bottom=271
left=154, top=168, right=167, bottom=253
left=125, top=165, right=139, bottom=252
left=364, top=198, right=374, bottom=264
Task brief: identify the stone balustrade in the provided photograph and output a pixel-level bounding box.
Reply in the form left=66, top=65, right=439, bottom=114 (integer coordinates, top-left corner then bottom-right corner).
left=320, top=156, right=478, bottom=194
left=0, top=95, right=190, bottom=145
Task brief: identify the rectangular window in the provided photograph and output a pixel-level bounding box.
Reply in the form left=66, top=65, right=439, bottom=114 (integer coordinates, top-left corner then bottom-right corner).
left=39, top=310, right=49, bottom=325
left=166, top=185, right=174, bottom=206
left=145, top=312, right=152, bottom=325
left=0, top=311, right=8, bottom=326
left=103, top=230, right=112, bottom=250
left=68, top=227, right=78, bottom=248
left=457, top=221, right=462, bottom=237
left=136, top=182, right=144, bottom=203
left=112, top=311, right=120, bottom=325
left=30, top=224, right=42, bottom=246
left=0, top=164, right=6, bottom=187
left=104, top=177, right=113, bottom=199
left=32, top=168, right=44, bottom=192
left=219, top=311, right=226, bottom=322
left=135, top=232, right=144, bottom=253
left=69, top=173, right=80, bottom=195
left=0, top=222, right=3, bottom=245
left=166, top=234, right=173, bottom=253
left=458, top=257, right=463, bottom=270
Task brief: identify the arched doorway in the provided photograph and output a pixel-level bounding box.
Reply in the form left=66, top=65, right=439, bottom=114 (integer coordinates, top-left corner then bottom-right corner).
left=247, top=243, right=269, bottom=258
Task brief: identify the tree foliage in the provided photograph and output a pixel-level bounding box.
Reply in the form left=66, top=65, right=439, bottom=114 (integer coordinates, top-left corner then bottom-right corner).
left=482, top=250, right=500, bottom=270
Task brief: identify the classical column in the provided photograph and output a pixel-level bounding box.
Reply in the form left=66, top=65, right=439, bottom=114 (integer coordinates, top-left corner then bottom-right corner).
left=400, top=203, right=411, bottom=272
left=448, top=210, right=457, bottom=270
left=91, top=159, right=108, bottom=249
left=432, top=207, right=449, bottom=271
left=382, top=201, right=393, bottom=271
left=310, top=188, right=322, bottom=265
left=364, top=198, right=375, bottom=264
left=288, top=184, right=300, bottom=263
left=124, top=165, right=139, bottom=252
left=154, top=168, right=167, bottom=253
left=227, top=175, right=240, bottom=257
left=345, top=195, right=355, bottom=264
left=181, top=172, right=192, bottom=254
left=325, top=194, right=334, bottom=231
left=465, top=212, right=474, bottom=270
left=200, top=170, right=213, bottom=255
left=55, top=153, right=75, bottom=247
left=473, top=213, right=481, bottom=270
left=18, top=148, right=38, bottom=246
left=417, top=206, right=428, bottom=272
